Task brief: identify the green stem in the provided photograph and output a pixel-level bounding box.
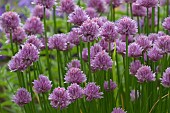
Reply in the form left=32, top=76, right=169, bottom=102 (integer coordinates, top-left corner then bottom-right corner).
left=151, top=7, right=155, bottom=33
left=44, top=7, right=53, bottom=81
left=57, top=50, right=62, bottom=86
left=167, top=0, right=169, bottom=17
left=146, top=8, right=149, bottom=36
left=157, top=6, right=160, bottom=33
left=10, top=30, right=14, bottom=55
left=88, top=42, right=91, bottom=82
left=53, top=5, right=57, bottom=34
left=137, top=16, right=140, bottom=34
left=130, top=3, right=133, bottom=19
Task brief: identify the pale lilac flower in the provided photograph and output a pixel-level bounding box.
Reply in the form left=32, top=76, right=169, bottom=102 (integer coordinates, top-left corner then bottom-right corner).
left=24, top=16, right=44, bottom=35
left=136, top=0, right=158, bottom=8
left=0, top=11, right=20, bottom=33
left=120, top=35, right=134, bottom=43
left=135, top=35, right=152, bottom=51
left=99, top=38, right=115, bottom=51
left=12, top=88, right=32, bottom=106
left=87, top=0, right=107, bottom=13
left=135, top=65, right=156, bottom=83
left=130, top=60, right=142, bottom=75
left=67, top=59, right=81, bottom=69
left=32, top=5, right=51, bottom=20
left=80, top=19, right=100, bottom=42
left=160, top=67, right=170, bottom=88
left=85, top=7, right=99, bottom=19
left=49, top=87, right=70, bottom=109
left=48, top=34, right=67, bottom=51
left=91, top=51, right=113, bottom=71
left=130, top=90, right=139, bottom=101
left=104, top=79, right=117, bottom=91
left=90, top=44, right=103, bottom=59
left=59, top=0, right=75, bottom=14
left=116, top=17, right=138, bottom=35
left=116, top=39, right=126, bottom=56
left=67, top=83, right=84, bottom=102
left=124, top=0, right=136, bottom=3
left=8, top=43, right=39, bottom=71
left=128, top=42, right=143, bottom=58
left=132, top=3, right=147, bottom=17
left=6, top=27, right=26, bottom=44
left=34, top=0, right=55, bottom=9
left=91, top=17, right=108, bottom=28
left=111, top=107, right=126, bottom=113
left=33, top=75, right=52, bottom=93
left=67, top=28, right=80, bottom=45
left=64, top=67, right=86, bottom=84
left=155, top=35, right=170, bottom=53
left=148, top=46, right=163, bottom=61
left=158, top=31, right=166, bottom=37
left=162, top=16, right=170, bottom=31
left=82, top=48, right=88, bottom=62
left=100, top=21, right=118, bottom=42
left=148, top=33, right=158, bottom=44
left=84, top=82, right=103, bottom=101
left=26, top=35, right=44, bottom=50
left=68, top=7, right=89, bottom=26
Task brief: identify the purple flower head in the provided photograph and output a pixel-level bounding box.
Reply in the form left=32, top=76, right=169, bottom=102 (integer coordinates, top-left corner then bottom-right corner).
left=67, top=83, right=84, bottom=102
left=148, top=46, right=163, bottom=61
left=8, top=43, right=39, bottom=71
left=32, top=5, right=51, bottom=20
left=116, top=17, right=138, bottom=35
left=130, top=90, right=139, bottom=101
left=160, top=67, right=170, bottom=88
left=148, top=33, right=158, bottom=44
left=128, top=42, right=143, bottom=58
left=26, top=35, right=44, bottom=50
left=48, top=34, right=67, bottom=51
left=104, top=79, right=117, bottom=91
left=87, top=0, right=107, bottom=13
left=82, top=48, right=88, bottom=62
left=162, top=16, right=170, bottom=31
left=85, top=7, right=99, bottom=19
left=49, top=87, right=70, bottom=109
left=135, top=35, right=152, bottom=51
left=136, top=0, right=158, bottom=8
left=80, top=19, right=100, bottom=42
left=105, top=0, right=122, bottom=7
left=59, top=0, right=75, bottom=14
left=6, top=27, right=26, bottom=44
left=120, top=35, right=134, bottom=43
left=84, top=82, right=103, bottom=101
left=100, top=21, right=118, bottom=42
left=67, top=59, right=81, bottom=69
left=132, top=3, right=147, bottom=17
left=158, top=31, right=166, bottom=37
left=12, top=88, right=32, bottom=106
left=116, top=39, right=126, bottom=56
left=90, top=44, right=103, bottom=59
left=155, top=35, right=170, bottom=53
left=0, top=11, right=20, bottom=33
left=91, top=51, right=113, bottom=71
left=34, top=0, right=55, bottom=9
left=124, top=0, right=137, bottom=3
left=91, top=17, right=108, bottom=28
left=33, top=75, right=52, bottom=93
left=135, top=65, right=156, bottom=83
left=111, top=107, right=126, bottom=113
left=64, top=67, right=86, bottom=84
left=67, top=28, right=80, bottom=45
left=98, top=38, right=114, bottom=51
left=68, top=7, right=89, bottom=26
left=24, top=16, right=44, bottom=35
left=130, top=60, right=142, bottom=75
